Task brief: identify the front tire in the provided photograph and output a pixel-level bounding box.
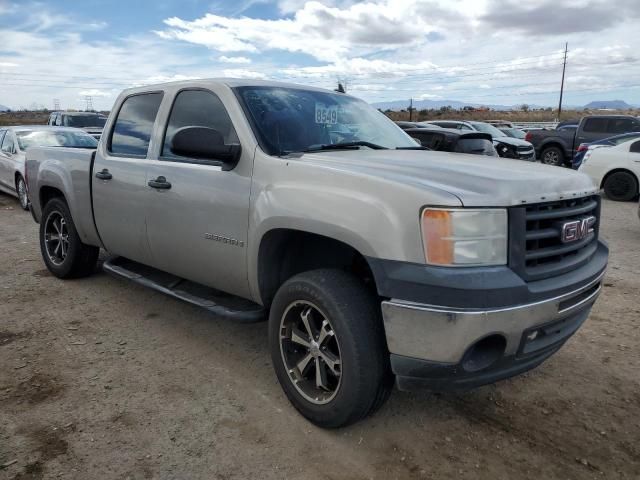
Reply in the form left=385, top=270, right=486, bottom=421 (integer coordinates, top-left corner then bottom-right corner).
left=16, top=176, right=29, bottom=210
left=39, top=197, right=99, bottom=278
left=268, top=269, right=392, bottom=428
left=540, top=146, right=564, bottom=166
left=603, top=171, right=639, bottom=201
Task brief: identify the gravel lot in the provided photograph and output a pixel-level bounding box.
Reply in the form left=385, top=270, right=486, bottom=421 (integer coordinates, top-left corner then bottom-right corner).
left=1, top=193, right=639, bottom=480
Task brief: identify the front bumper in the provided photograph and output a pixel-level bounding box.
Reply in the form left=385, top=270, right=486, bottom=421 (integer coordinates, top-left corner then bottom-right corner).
left=381, top=268, right=604, bottom=392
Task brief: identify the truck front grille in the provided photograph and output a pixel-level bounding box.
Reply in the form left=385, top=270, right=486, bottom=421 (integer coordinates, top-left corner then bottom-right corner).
left=509, top=195, right=601, bottom=281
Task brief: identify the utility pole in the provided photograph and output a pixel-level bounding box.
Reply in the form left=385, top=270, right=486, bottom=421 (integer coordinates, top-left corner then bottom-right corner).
left=53, top=98, right=60, bottom=111
left=85, top=95, right=94, bottom=111
left=408, top=98, right=414, bottom=121
left=557, top=42, right=568, bottom=120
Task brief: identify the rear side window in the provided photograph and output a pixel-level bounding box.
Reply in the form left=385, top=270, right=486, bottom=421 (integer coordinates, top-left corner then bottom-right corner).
left=162, top=89, right=238, bottom=160
left=582, top=118, right=608, bottom=133
left=55, top=115, right=62, bottom=126
left=411, top=132, right=445, bottom=150
left=630, top=140, right=640, bottom=153
left=607, top=118, right=637, bottom=134
left=109, top=92, right=163, bottom=156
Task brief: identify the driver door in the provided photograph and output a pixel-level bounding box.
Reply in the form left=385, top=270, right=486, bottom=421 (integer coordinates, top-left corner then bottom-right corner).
left=144, top=88, right=253, bottom=299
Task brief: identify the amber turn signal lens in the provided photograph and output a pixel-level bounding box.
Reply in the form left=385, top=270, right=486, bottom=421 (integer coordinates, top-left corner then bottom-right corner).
left=421, top=209, right=454, bottom=265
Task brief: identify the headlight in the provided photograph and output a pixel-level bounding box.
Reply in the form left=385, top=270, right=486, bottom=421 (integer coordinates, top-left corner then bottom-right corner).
left=421, top=208, right=508, bottom=266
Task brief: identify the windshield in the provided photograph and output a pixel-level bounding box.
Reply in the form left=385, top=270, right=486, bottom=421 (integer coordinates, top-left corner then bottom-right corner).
left=469, top=122, right=507, bottom=138
left=16, top=130, right=99, bottom=150
left=235, top=86, right=417, bottom=155
left=65, top=115, right=107, bottom=128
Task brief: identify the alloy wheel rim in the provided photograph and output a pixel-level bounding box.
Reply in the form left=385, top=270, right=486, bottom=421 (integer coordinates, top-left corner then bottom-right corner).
left=544, top=151, right=559, bottom=165
left=18, top=179, right=28, bottom=208
left=44, top=211, right=70, bottom=266
left=279, top=301, right=342, bottom=405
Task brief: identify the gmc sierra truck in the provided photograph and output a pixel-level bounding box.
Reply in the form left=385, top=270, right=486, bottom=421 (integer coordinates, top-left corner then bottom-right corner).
left=26, top=79, right=608, bottom=428
left=526, top=115, right=640, bottom=167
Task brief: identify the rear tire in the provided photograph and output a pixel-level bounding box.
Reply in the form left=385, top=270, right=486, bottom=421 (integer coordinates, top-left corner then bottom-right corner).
left=603, top=171, right=639, bottom=202
left=268, top=269, right=392, bottom=428
left=540, top=146, right=564, bottom=166
left=16, top=176, right=29, bottom=210
left=39, top=197, right=99, bottom=278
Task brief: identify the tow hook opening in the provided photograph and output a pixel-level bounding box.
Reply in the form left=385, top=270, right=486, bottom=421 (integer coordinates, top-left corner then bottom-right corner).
left=461, top=334, right=507, bottom=373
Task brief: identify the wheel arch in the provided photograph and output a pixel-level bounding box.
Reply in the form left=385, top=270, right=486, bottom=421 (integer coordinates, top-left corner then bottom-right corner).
left=256, top=228, right=378, bottom=308
left=540, top=141, right=567, bottom=157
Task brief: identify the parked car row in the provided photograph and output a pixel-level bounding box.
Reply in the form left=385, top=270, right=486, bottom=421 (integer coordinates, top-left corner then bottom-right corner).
left=0, top=125, right=98, bottom=209
left=396, top=119, right=536, bottom=161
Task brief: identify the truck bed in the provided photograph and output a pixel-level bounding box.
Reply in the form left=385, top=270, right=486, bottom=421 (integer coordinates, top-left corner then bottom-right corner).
left=25, top=146, right=102, bottom=248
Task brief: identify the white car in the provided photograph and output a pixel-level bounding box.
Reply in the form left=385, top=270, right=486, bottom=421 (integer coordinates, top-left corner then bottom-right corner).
left=579, top=138, right=640, bottom=201
left=0, top=126, right=98, bottom=209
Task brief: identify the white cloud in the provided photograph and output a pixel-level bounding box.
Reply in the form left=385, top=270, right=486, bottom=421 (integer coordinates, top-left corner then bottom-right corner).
left=155, top=1, right=450, bottom=62
left=79, top=89, right=111, bottom=97
left=418, top=93, right=442, bottom=99
left=219, top=55, right=252, bottom=64
left=222, top=69, right=267, bottom=79
left=0, top=61, right=18, bottom=67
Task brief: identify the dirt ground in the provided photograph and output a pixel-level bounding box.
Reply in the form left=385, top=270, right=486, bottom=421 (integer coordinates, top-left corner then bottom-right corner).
left=1, top=192, right=639, bottom=480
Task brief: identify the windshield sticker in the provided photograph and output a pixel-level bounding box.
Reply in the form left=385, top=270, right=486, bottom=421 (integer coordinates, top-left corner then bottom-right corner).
left=315, top=103, right=338, bottom=124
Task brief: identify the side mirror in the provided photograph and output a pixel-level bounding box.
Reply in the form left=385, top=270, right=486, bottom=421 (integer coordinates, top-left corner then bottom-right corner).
left=171, top=126, right=241, bottom=170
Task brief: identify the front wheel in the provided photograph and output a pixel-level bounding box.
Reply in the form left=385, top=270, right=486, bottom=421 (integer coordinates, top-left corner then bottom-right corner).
left=268, top=269, right=392, bottom=428
left=603, top=171, right=639, bottom=201
left=39, top=197, right=99, bottom=278
left=16, top=176, right=29, bottom=210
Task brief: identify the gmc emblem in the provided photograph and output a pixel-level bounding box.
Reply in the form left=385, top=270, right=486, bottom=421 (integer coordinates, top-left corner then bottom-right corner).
left=560, top=216, right=596, bottom=243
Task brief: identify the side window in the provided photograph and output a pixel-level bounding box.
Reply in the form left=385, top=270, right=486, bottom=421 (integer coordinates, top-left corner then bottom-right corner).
left=0, top=130, right=6, bottom=146
left=162, top=89, right=238, bottom=160
left=461, top=124, right=474, bottom=131
left=607, top=118, right=635, bottom=134
left=1, top=131, right=15, bottom=154
left=109, top=93, right=163, bottom=156
left=630, top=140, right=640, bottom=154
left=55, top=114, right=63, bottom=126
left=582, top=118, right=608, bottom=133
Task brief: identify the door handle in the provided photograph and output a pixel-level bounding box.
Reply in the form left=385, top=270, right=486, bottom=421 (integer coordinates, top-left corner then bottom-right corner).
left=148, top=176, right=172, bottom=190
left=95, top=168, right=112, bottom=180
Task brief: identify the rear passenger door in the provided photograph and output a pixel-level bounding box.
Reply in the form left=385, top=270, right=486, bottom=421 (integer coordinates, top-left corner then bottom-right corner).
left=144, top=88, right=253, bottom=299
left=92, top=92, right=163, bottom=265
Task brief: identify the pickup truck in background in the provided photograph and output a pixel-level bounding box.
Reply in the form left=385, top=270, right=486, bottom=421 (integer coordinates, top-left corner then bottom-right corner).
left=525, top=115, right=640, bottom=167
left=26, top=79, right=608, bottom=428
left=47, top=111, right=108, bottom=140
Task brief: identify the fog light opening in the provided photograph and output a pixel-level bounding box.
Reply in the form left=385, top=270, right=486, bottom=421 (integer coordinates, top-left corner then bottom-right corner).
left=461, top=334, right=507, bottom=373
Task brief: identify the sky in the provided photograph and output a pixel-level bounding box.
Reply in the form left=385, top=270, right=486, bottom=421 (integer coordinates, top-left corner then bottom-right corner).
left=1, top=0, right=639, bottom=111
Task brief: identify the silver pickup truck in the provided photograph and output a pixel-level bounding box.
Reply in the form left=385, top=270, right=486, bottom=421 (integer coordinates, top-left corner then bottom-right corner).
left=26, top=79, right=608, bottom=428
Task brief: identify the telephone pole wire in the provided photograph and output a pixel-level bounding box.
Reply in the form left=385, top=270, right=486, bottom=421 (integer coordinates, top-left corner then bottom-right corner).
left=557, top=42, right=568, bottom=120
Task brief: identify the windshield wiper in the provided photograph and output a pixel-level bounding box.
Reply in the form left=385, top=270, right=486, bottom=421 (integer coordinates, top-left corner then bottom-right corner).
left=396, top=146, right=429, bottom=150
left=303, top=141, right=388, bottom=152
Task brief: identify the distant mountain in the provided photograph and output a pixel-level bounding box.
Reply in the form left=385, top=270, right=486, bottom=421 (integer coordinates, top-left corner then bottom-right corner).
left=370, top=98, right=543, bottom=112
left=583, top=100, right=633, bottom=110
left=0, top=104, right=9, bottom=112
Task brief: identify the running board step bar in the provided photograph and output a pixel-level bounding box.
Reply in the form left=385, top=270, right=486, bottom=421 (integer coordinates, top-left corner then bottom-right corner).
left=103, top=257, right=265, bottom=323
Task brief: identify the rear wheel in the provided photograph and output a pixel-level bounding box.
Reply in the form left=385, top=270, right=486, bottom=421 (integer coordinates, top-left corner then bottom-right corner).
left=540, top=146, right=564, bottom=166
left=39, top=197, right=99, bottom=278
left=603, top=171, right=639, bottom=201
left=16, top=176, right=29, bottom=210
left=268, top=269, right=392, bottom=428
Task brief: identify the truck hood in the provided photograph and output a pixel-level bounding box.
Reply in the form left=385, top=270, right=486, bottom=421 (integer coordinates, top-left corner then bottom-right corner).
left=298, top=149, right=598, bottom=207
